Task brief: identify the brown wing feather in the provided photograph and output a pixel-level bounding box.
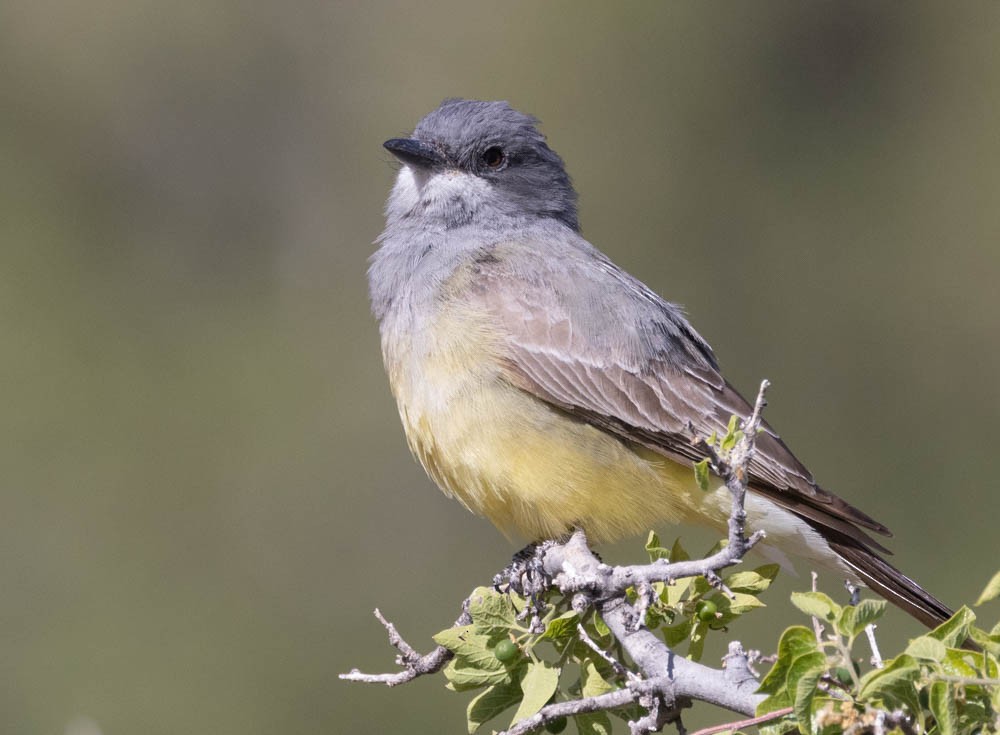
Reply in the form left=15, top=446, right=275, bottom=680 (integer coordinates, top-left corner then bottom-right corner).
left=502, top=349, right=893, bottom=555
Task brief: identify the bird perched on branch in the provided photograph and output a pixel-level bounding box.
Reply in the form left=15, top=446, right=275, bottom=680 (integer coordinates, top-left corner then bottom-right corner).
left=369, top=98, right=952, bottom=628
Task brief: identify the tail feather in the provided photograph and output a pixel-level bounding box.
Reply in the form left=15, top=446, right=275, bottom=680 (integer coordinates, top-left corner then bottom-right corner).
left=828, top=538, right=953, bottom=629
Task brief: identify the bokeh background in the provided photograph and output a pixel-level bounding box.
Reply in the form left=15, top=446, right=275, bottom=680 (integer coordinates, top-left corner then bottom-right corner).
left=3, top=2, right=999, bottom=733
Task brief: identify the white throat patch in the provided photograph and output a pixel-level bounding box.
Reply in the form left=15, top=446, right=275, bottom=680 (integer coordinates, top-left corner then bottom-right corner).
left=388, top=166, right=493, bottom=226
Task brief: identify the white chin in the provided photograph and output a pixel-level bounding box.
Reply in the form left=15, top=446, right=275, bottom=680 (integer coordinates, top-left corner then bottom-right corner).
left=390, top=166, right=491, bottom=223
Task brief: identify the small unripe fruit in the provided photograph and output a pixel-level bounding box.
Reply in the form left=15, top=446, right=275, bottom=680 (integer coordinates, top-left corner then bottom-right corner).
left=696, top=600, right=718, bottom=622
left=493, top=640, right=519, bottom=663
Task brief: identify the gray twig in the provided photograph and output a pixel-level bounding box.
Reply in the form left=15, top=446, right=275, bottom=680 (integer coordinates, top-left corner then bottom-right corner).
left=845, top=580, right=883, bottom=669
left=576, top=621, right=636, bottom=683
left=865, top=624, right=884, bottom=669
left=501, top=687, right=639, bottom=735
left=339, top=606, right=471, bottom=685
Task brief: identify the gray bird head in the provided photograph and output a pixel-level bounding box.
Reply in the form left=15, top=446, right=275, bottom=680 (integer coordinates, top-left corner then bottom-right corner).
left=383, top=99, right=578, bottom=231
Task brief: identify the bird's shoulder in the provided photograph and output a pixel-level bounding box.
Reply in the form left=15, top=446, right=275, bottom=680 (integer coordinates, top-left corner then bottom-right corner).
left=452, top=227, right=719, bottom=375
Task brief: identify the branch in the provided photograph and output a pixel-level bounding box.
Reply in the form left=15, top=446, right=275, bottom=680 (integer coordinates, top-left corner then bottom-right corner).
left=687, top=706, right=795, bottom=735
left=346, top=380, right=775, bottom=732
left=339, top=606, right=471, bottom=685
left=502, top=687, right=640, bottom=735
left=540, top=532, right=766, bottom=718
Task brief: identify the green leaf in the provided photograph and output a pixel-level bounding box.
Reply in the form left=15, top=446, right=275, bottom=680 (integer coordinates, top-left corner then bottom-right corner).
left=645, top=531, right=671, bottom=561
left=790, top=592, right=841, bottom=622
left=643, top=601, right=666, bottom=630
left=758, top=626, right=819, bottom=696
left=969, top=626, right=1000, bottom=658
left=433, top=624, right=482, bottom=652
left=541, top=611, right=580, bottom=645
left=756, top=689, right=793, bottom=718
left=786, top=651, right=828, bottom=734
left=662, top=575, right=694, bottom=607
left=703, top=538, right=727, bottom=557
left=721, top=591, right=767, bottom=617
left=468, top=587, right=519, bottom=635
left=723, top=570, right=772, bottom=595
left=466, top=678, right=522, bottom=733
left=836, top=599, right=887, bottom=639
left=691, top=574, right=713, bottom=597
left=592, top=613, right=610, bottom=639
left=976, top=571, right=1000, bottom=606
left=510, top=661, right=559, bottom=724
left=928, top=606, right=976, bottom=648
left=757, top=694, right=796, bottom=735
left=721, top=429, right=744, bottom=453
left=443, top=656, right=512, bottom=690
left=435, top=625, right=512, bottom=690
left=688, top=620, right=709, bottom=662
left=981, top=647, right=1000, bottom=678
left=928, top=681, right=957, bottom=735
left=858, top=654, right=921, bottom=715
left=662, top=618, right=693, bottom=647
left=581, top=659, right=617, bottom=698
left=575, top=711, right=613, bottom=735
left=725, top=415, right=739, bottom=440
left=756, top=563, right=782, bottom=583
left=940, top=647, right=979, bottom=679
left=434, top=626, right=506, bottom=670
left=670, top=538, right=691, bottom=563
left=904, top=636, right=947, bottom=662
left=694, top=459, right=711, bottom=492
left=959, top=700, right=990, bottom=732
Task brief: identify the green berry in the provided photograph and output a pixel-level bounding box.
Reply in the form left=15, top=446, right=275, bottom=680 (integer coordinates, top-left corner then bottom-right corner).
left=696, top=600, right=718, bottom=622
left=545, top=716, right=568, bottom=733
left=493, top=640, right=519, bottom=663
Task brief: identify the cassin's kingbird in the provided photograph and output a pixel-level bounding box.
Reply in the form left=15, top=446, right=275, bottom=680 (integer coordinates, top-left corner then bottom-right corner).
left=369, top=99, right=951, bottom=627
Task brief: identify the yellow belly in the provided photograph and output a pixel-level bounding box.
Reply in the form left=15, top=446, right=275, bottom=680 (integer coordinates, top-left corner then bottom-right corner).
left=384, top=303, right=839, bottom=574
left=419, top=382, right=711, bottom=540
left=385, top=307, right=710, bottom=542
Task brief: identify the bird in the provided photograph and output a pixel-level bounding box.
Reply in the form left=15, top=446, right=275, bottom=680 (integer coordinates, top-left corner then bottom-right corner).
left=368, top=98, right=952, bottom=628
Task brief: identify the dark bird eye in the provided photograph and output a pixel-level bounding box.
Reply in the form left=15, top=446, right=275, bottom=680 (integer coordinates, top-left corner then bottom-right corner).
left=482, top=146, right=506, bottom=169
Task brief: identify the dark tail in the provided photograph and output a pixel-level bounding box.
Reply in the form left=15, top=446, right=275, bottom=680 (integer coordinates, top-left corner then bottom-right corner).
left=828, top=539, right=953, bottom=628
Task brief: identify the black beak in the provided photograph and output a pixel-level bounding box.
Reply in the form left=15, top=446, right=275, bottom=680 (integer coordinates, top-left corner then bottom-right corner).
left=383, top=138, right=447, bottom=169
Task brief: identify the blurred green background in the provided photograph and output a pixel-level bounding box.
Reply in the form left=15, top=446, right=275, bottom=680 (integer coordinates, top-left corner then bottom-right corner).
left=2, top=2, right=998, bottom=733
